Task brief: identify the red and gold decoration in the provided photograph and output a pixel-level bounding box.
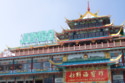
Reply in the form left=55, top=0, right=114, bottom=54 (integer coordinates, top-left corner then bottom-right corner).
left=84, top=53, right=88, bottom=59
left=66, top=69, right=108, bottom=82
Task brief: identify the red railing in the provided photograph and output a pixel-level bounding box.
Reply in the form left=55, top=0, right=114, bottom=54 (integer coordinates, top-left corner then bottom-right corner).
left=15, top=40, right=125, bottom=56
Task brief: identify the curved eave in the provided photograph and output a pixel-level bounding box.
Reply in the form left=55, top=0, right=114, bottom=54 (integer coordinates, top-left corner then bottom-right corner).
left=56, top=25, right=122, bottom=40
left=57, top=25, right=122, bottom=34
left=66, top=15, right=110, bottom=23
left=58, top=35, right=120, bottom=44
left=110, top=27, right=123, bottom=36
left=63, top=25, right=112, bottom=33
left=57, top=59, right=116, bottom=67
left=56, top=54, right=122, bottom=67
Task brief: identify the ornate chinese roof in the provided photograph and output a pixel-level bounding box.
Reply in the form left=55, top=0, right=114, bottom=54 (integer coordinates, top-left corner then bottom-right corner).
left=49, top=54, right=122, bottom=67
left=55, top=1, right=124, bottom=41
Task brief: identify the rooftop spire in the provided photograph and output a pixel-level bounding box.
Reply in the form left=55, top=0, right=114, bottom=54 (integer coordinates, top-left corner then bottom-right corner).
left=87, top=0, right=90, bottom=11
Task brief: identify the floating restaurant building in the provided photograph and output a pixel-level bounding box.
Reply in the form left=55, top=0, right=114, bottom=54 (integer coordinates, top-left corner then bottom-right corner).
left=0, top=1, right=125, bottom=83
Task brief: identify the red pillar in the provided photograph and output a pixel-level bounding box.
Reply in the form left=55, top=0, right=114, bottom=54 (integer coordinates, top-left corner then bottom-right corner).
left=53, top=74, right=55, bottom=83
left=31, top=58, right=33, bottom=72
left=123, top=71, right=125, bottom=83
left=51, top=56, right=53, bottom=71
left=12, top=59, right=14, bottom=73
left=33, top=76, right=35, bottom=83
left=15, top=77, right=16, bottom=83
left=111, top=71, right=113, bottom=83
left=122, top=50, right=124, bottom=66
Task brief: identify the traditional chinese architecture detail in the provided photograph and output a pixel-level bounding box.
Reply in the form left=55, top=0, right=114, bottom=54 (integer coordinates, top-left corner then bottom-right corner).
left=66, top=69, right=108, bottom=82
left=0, top=49, right=15, bottom=57
left=0, top=1, right=124, bottom=83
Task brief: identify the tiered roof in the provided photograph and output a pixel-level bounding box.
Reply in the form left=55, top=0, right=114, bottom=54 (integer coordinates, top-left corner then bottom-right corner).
left=56, top=3, right=124, bottom=43
left=4, top=1, right=125, bottom=52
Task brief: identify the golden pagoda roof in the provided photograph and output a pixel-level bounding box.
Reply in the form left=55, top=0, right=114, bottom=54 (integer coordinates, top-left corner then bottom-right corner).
left=79, top=11, right=98, bottom=19
left=79, top=0, right=98, bottom=19
left=66, top=11, right=110, bottom=22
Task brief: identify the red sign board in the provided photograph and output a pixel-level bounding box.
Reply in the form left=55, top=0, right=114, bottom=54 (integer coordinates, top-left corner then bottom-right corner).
left=66, top=69, right=108, bottom=82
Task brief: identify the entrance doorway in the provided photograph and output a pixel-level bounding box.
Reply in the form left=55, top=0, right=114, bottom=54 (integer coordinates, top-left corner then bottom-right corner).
left=8, top=82, right=14, bottom=83
left=26, top=81, right=33, bottom=83
left=35, top=80, right=43, bottom=83
left=0, top=82, right=6, bottom=83
left=17, top=81, right=23, bottom=83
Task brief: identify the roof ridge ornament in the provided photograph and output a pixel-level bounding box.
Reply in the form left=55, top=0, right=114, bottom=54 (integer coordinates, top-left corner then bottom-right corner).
left=110, top=19, right=115, bottom=25
left=88, top=0, right=90, bottom=11
left=94, top=10, right=99, bottom=15
left=121, top=21, right=125, bottom=26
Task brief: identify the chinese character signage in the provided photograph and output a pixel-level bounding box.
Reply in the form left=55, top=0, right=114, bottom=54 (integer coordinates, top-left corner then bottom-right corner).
left=66, top=69, right=108, bottom=82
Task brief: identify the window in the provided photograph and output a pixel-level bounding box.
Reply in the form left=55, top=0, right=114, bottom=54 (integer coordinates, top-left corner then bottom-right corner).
left=0, top=66, right=3, bottom=71
left=33, top=63, right=42, bottom=69
left=14, top=64, right=22, bottom=70
left=81, top=34, right=85, bottom=38
left=69, top=35, right=73, bottom=40
left=43, top=62, right=51, bottom=70
left=44, top=78, right=53, bottom=83
left=22, top=63, right=31, bottom=70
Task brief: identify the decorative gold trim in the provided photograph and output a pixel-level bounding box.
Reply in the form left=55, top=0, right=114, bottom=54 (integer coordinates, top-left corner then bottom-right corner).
left=105, top=52, right=110, bottom=58
left=94, top=10, right=99, bottom=15
left=64, top=17, right=70, bottom=21
left=58, top=39, right=69, bottom=42
left=104, top=23, right=113, bottom=26
left=63, top=55, right=67, bottom=62
left=48, top=59, right=62, bottom=65
left=121, top=21, right=125, bottom=25
left=110, top=27, right=123, bottom=36
left=79, top=11, right=98, bottom=19
left=110, top=54, right=122, bottom=62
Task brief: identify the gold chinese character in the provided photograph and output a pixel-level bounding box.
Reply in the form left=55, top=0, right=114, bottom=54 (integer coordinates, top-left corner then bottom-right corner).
left=91, top=71, right=96, bottom=77
left=69, top=72, right=75, bottom=78
left=76, top=72, right=81, bottom=77
left=83, top=72, right=89, bottom=77
left=99, top=71, right=104, bottom=76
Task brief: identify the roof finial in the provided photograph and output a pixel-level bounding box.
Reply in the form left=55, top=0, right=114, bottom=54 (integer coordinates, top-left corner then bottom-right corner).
left=88, top=0, right=90, bottom=11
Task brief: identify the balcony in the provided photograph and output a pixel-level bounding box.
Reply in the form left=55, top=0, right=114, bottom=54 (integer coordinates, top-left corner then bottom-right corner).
left=15, top=40, right=125, bottom=56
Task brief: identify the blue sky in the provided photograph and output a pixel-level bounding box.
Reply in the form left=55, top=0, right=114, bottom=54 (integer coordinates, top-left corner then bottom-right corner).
left=0, top=0, right=125, bottom=51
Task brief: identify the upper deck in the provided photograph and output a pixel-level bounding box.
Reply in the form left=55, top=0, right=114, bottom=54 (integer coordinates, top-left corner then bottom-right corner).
left=2, top=36, right=124, bottom=59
